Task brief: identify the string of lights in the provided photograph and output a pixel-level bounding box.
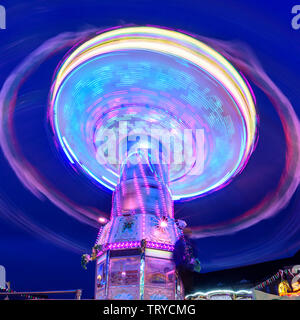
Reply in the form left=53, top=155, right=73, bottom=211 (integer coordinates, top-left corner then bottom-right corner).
left=255, top=268, right=294, bottom=289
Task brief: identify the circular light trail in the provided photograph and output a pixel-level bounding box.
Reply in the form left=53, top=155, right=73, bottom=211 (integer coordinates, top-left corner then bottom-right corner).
left=0, top=26, right=298, bottom=266
left=49, top=26, right=257, bottom=200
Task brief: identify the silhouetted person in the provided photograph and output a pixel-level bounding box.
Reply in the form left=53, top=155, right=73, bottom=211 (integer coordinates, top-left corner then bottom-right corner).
left=173, top=227, right=201, bottom=293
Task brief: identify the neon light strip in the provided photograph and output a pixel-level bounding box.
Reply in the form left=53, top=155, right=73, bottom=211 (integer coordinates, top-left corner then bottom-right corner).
left=96, top=241, right=175, bottom=255
left=185, top=289, right=253, bottom=299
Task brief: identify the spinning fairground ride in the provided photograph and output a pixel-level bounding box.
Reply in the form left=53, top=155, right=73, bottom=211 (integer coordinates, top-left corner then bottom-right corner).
left=49, top=26, right=257, bottom=300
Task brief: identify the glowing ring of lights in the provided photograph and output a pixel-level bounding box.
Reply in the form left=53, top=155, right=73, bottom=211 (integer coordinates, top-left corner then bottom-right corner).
left=49, top=26, right=257, bottom=200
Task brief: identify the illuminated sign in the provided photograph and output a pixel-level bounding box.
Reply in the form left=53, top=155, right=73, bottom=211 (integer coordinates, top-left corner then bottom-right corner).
left=186, top=289, right=253, bottom=300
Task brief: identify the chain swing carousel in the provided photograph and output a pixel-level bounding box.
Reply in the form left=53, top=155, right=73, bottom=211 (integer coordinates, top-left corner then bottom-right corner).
left=49, top=26, right=257, bottom=300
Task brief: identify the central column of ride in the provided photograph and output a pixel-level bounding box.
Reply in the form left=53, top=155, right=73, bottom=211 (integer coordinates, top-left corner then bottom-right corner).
left=94, top=151, right=184, bottom=300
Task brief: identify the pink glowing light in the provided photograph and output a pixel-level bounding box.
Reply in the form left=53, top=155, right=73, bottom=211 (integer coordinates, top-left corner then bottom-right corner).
left=98, top=217, right=107, bottom=224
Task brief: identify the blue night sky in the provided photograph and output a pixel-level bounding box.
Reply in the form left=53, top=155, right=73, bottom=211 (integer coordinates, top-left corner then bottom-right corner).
left=0, top=0, right=299, bottom=298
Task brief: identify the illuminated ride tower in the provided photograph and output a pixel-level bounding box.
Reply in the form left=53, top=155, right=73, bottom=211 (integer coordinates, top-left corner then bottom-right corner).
left=94, top=150, right=184, bottom=300
left=49, top=27, right=257, bottom=300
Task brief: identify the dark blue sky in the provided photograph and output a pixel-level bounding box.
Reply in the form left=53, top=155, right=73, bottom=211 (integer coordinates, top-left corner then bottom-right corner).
left=0, top=0, right=299, bottom=298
